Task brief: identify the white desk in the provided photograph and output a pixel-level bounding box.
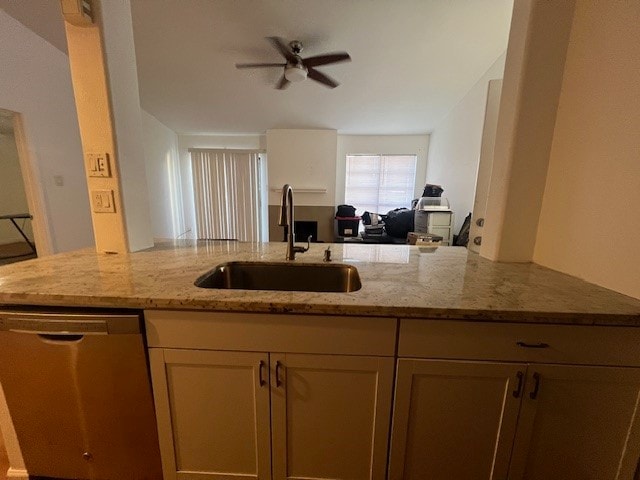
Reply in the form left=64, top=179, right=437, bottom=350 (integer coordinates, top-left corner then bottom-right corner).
left=414, top=209, right=454, bottom=246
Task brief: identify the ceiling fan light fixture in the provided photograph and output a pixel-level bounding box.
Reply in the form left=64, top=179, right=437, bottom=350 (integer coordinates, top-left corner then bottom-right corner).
left=284, top=65, right=308, bottom=83
left=237, top=37, right=350, bottom=89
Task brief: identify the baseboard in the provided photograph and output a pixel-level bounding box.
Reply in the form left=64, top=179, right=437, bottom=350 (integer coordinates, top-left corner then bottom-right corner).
left=6, top=468, right=28, bottom=480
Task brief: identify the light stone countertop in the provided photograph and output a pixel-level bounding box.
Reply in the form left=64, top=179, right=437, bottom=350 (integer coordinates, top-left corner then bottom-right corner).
left=0, top=240, right=639, bottom=325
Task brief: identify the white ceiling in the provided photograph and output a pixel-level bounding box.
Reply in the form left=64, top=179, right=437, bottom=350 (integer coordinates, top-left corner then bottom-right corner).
left=0, top=0, right=67, bottom=52
left=131, top=0, right=513, bottom=135
left=1, top=0, right=513, bottom=136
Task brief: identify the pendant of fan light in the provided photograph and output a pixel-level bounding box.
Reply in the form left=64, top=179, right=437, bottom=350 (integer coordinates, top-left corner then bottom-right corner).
left=236, top=37, right=351, bottom=89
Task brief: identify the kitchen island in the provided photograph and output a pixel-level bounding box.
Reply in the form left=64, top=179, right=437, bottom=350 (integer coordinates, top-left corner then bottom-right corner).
left=2, top=240, right=640, bottom=480
left=0, top=239, right=638, bottom=324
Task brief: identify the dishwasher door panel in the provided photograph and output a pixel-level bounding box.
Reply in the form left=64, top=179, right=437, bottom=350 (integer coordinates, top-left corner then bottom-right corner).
left=0, top=330, right=162, bottom=479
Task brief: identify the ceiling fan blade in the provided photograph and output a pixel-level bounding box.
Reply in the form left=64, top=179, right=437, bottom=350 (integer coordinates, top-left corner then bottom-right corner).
left=275, top=74, right=290, bottom=90
left=266, top=36, right=296, bottom=63
left=303, top=53, right=351, bottom=68
left=307, top=67, right=340, bottom=88
left=236, top=62, right=286, bottom=69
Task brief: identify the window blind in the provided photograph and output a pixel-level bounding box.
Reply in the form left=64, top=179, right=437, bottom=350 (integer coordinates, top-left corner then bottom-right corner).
left=345, top=154, right=417, bottom=215
left=190, top=149, right=263, bottom=242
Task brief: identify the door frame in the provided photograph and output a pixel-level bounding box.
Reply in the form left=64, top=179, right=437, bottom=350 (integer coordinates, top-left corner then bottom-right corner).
left=11, top=112, right=53, bottom=256
left=469, top=79, right=503, bottom=254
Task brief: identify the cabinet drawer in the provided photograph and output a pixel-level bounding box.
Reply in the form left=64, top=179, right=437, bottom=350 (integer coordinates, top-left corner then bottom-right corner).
left=399, top=319, right=640, bottom=366
left=145, top=310, right=397, bottom=356
left=427, top=212, right=452, bottom=227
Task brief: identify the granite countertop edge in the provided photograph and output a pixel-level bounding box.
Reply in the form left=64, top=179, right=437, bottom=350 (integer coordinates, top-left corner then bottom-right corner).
left=0, top=241, right=639, bottom=327
left=0, top=294, right=639, bottom=327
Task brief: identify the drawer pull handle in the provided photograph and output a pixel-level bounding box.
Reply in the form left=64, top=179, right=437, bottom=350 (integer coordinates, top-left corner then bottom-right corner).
left=516, top=341, right=550, bottom=349
left=275, top=361, right=283, bottom=388
left=530, top=372, right=541, bottom=400
left=512, top=371, right=524, bottom=398
left=258, top=360, right=266, bottom=387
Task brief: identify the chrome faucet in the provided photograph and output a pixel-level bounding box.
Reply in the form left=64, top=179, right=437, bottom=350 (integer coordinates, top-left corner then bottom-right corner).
left=279, top=184, right=310, bottom=260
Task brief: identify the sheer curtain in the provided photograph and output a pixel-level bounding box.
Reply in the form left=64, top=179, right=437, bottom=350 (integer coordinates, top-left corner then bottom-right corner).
left=190, top=149, right=263, bottom=242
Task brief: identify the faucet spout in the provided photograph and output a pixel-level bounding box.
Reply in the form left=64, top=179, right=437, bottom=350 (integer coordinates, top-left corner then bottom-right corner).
left=279, top=184, right=309, bottom=260
left=278, top=184, right=292, bottom=227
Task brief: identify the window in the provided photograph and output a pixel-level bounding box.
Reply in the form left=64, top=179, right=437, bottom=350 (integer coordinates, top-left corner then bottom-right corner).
left=344, top=154, right=417, bottom=215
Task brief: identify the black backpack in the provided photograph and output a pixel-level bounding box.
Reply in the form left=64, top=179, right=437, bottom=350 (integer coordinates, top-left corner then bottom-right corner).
left=384, top=209, right=414, bottom=238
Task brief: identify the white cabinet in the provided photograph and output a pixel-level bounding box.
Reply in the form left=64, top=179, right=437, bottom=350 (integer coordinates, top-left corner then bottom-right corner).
left=146, top=310, right=640, bottom=480
left=146, top=311, right=397, bottom=480
left=270, top=353, right=394, bottom=480
left=393, top=319, right=640, bottom=480
left=414, top=210, right=454, bottom=245
left=149, top=349, right=271, bottom=480
left=389, top=360, right=524, bottom=480
left=508, top=365, right=640, bottom=480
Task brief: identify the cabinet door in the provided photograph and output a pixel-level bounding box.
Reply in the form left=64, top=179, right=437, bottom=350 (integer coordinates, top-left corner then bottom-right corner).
left=149, top=349, right=271, bottom=480
left=508, top=365, right=640, bottom=480
left=388, top=359, right=526, bottom=480
left=270, top=353, right=394, bottom=480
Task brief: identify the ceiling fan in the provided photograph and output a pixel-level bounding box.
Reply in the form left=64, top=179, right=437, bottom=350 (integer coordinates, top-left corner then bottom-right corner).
left=236, top=37, right=351, bottom=90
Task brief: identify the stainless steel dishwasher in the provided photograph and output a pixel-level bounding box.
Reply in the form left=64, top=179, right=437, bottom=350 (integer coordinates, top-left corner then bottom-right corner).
left=0, top=309, right=162, bottom=479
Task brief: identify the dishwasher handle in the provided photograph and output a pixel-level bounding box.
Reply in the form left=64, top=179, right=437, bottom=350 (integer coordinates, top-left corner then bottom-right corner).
left=37, top=333, right=85, bottom=343
left=0, top=312, right=141, bottom=335
left=3, top=319, right=108, bottom=335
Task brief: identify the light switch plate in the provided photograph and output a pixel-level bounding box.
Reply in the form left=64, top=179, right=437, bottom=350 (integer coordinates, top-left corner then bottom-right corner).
left=91, top=190, right=116, bottom=213
left=87, top=153, right=111, bottom=178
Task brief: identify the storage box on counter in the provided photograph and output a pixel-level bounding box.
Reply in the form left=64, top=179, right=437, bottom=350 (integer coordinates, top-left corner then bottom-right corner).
left=407, top=232, right=443, bottom=246
left=336, top=216, right=361, bottom=237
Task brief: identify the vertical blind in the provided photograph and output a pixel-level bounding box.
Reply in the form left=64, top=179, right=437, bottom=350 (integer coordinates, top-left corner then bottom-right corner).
left=344, top=154, right=417, bottom=215
left=190, top=149, right=262, bottom=242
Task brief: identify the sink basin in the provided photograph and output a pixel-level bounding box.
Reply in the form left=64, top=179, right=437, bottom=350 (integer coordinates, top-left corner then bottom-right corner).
left=195, top=261, right=362, bottom=292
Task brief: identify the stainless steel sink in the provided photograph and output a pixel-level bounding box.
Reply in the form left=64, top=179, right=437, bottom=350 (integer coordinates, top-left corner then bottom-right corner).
left=195, top=261, right=362, bottom=292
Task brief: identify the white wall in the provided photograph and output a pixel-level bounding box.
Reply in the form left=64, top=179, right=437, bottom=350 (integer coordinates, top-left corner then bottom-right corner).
left=0, top=10, right=93, bottom=253
left=266, top=129, right=337, bottom=207
left=481, top=0, right=576, bottom=262
left=426, top=53, right=506, bottom=234
left=336, top=134, right=430, bottom=206
left=533, top=0, right=640, bottom=299
left=141, top=110, right=181, bottom=239
left=177, top=134, right=265, bottom=238
left=0, top=130, right=31, bottom=245
left=98, top=0, right=154, bottom=252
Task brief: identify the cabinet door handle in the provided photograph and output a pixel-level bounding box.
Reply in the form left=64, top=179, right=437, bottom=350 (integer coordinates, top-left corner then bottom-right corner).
left=530, top=372, right=541, bottom=400
left=516, top=341, right=550, bottom=349
left=512, top=371, right=524, bottom=398
left=258, top=360, right=266, bottom=387
left=275, top=361, right=283, bottom=388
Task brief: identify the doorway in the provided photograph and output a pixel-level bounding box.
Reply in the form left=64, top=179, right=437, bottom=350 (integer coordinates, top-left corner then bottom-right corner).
left=0, top=109, right=37, bottom=265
